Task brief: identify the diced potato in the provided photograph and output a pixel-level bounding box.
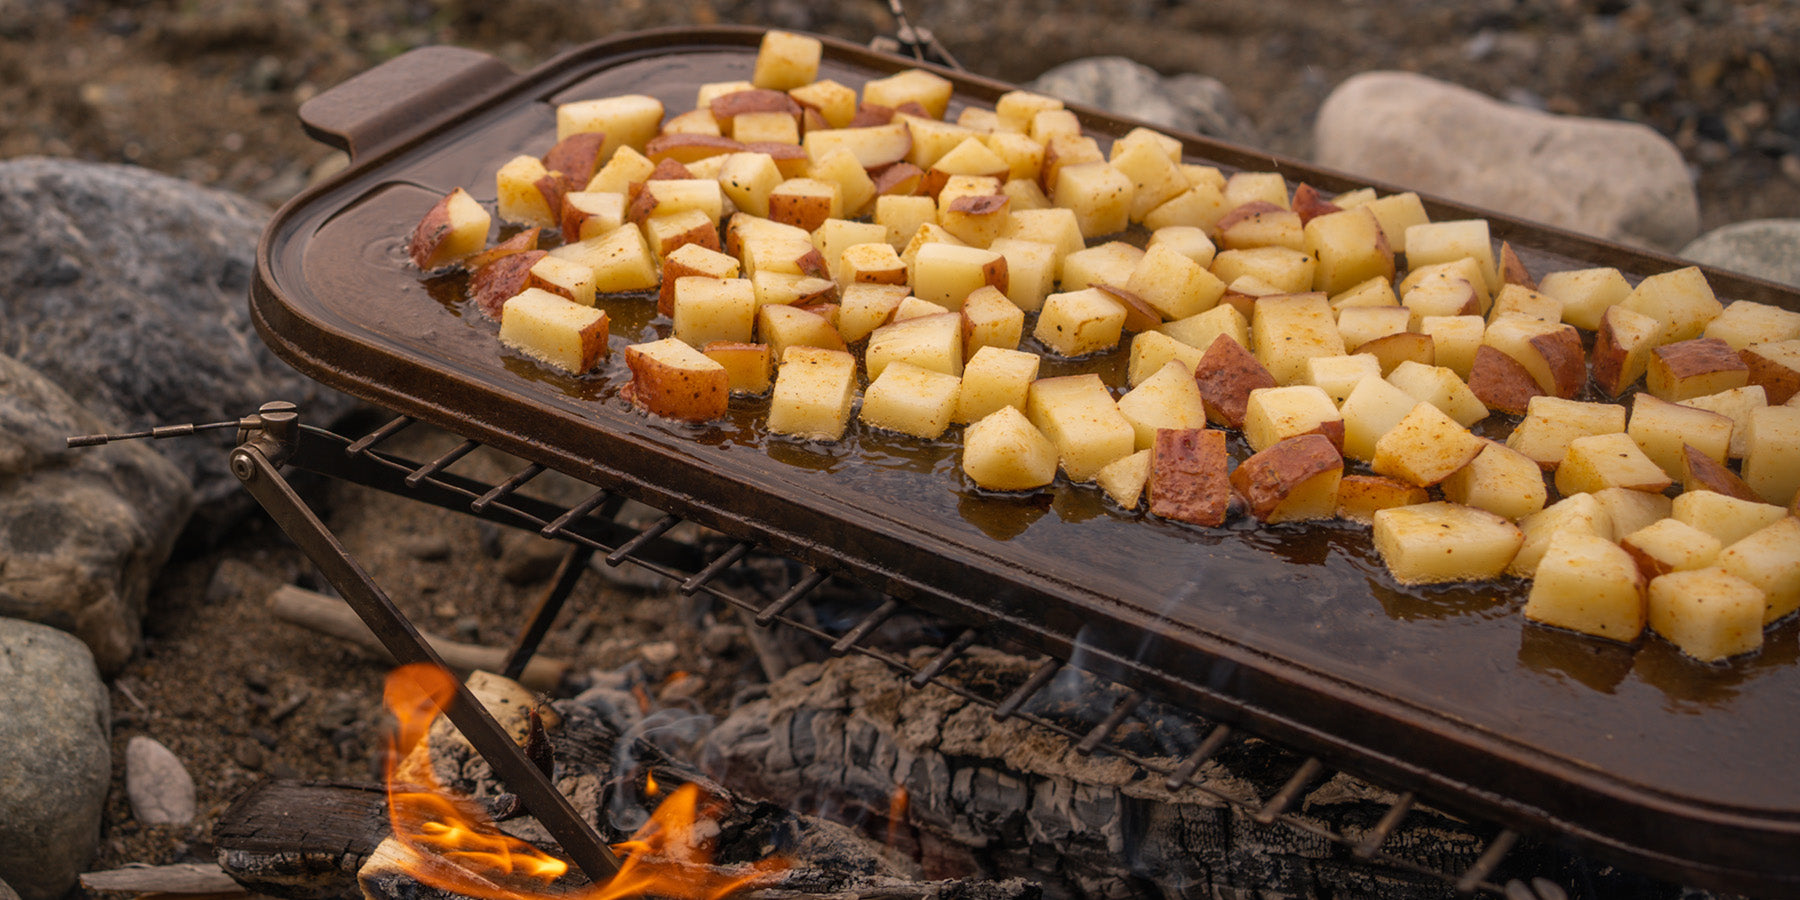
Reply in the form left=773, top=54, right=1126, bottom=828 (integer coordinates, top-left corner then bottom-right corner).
left=1488, top=283, right=1562, bottom=323
left=1680, top=444, right=1761, bottom=501
left=1224, top=171, right=1289, bottom=209
left=1147, top=225, right=1216, bottom=268
left=1305, top=354, right=1383, bottom=406
left=767, top=346, right=858, bottom=440
left=1648, top=567, right=1765, bottom=661
left=640, top=208, right=720, bottom=261
left=961, top=405, right=1059, bottom=491
left=1218, top=202, right=1304, bottom=252
left=498, top=287, right=610, bottom=375
left=1400, top=270, right=1482, bottom=326
left=1511, top=493, right=1610, bottom=577
left=1361, top=191, right=1429, bottom=254
left=408, top=188, right=491, bottom=269
left=1718, top=516, right=1800, bottom=624
left=1331, top=275, right=1400, bottom=311
left=750, top=271, right=835, bottom=308
left=1212, top=247, right=1317, bottom=295
left=1243, top=385, right=1343, bottom=453
left=556, top=94, right=664, bottom=160
left=1620, top=265, right=1723, bottom=342
left=701, top=341, right=772, bottom=395
left=525, top=254, right=596, bottom=307
left=1161, top=304, right=1249, bottom=355
left=1109, top=137, right=1190, bottom=223
left=1144, top=181, right=1233, bottom=232
left=1682, top=385, right=1769, bottom=459
left=956, top=345, right=1040, bottom=424
left=986, top=133, right=1046, bottom=182
left=549, top=224, right=659, bottom=293
left=1645, top=336, right=1749, bottom=402
left=1373, top=502, right=1524, bottom=584
left=1743, top=405, right=1800, bottom=506
left=1340, top=375, right=1421, bottom=463
left=672, top=276, right=756, bottom=348
left=1671, top=490, right=1790, bottom=547
left=1385, top=361, right=1487, bottom=427
left=789, top=78, right=856, bottom=129
left=560, top=190, right=627, bottom=244
left=495, top=154, right=557, bottom=227
left=1148, top=428, right=1232, bottom=526
left=1231, top=434, right=1343, bottom=523
left=892, top=295, right=949, bottom=321
left=1620, top=517, right=1722, bottom=580
left=1354, top=331, right=1437, bottom=377
left=837, top=241, right=908, bottom=288
left=751, top=30, right=822, bottom=90
left=1039, top=134, right=1105, bottom=195
left=1026, top=374, right=1136, bottom=482
left=758, top=303, right=845, bottom=360
left=912, top=243, right=1007, bottom=310
left=631, top=178, right=725, bottom=225
left=1590, top=303, right=1669, bottom=397
left=1590, top=486, right=1671, bottom=540
left=1417, top=315, right=1485, bottom=380
left=1504, top=396, right=1628, bottom=469
left=1095, top=449, right=1151, bottom=510
left=1305, top=206, right=1394, bottom=295
left=866, top=312, right=964, bottom=379
left=960, top=285, right=1025, bottom=356
left=999, top=207, right=1086, bottom=278
left=767, top=177, right=842, bottom=231
left=1523, top=531, right=1646, bottom=642
left=1124, top=242, right=1225, bottom=320
left=1706, top=300, right=1800, bottom=351
left=863, top=68, right=955, bottom=119
left=1335, top=306, right=1411, bottom=352
left=995, top=89, right=1064, bottom=133
left=1335, top=474, right=1429, bottom=523
left=859, top=361, right=961, bottom=439
left=939, top=191, right=1011, bottom=247
left=1626, top=393, right=1732, bottom=478
left=1482, top=316, right=1585, bottom=399
left=1116, top=361, right=1208, bottom=451
left=835, top=283, right=910, bottom=344
left=1400, top=257, right=1493, bottom=314
left=1537, top=266, right=1631, bottom=331
left=1252, top=292, right=1345, bottom=386
left=1441, top=441, right=1546, bottom=521
left=1372, top=402, right=1486, bottom=487
left=1061, top=241, right=1144, bottom=292
left=621, top=337, right=728, bottom=421
left=1053, top=161, right=1135, bottom=238
left=1404, top=220, right=1498, bottom=292
left=1554, top=432, right=1672, bottom=496
left=1033, top=288, right=1128, bottom=358
left=1742, top=339, right=1800, bottom=405
left=986, top=238, right=1057, bottom=312
left=874, top=194, right=937, bottom=250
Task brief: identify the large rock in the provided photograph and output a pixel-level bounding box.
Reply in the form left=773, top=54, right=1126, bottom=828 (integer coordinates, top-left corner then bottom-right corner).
left=1313, top=71, right=1699, bottom=252
left=0, top=352, right=191, bottom=673
left=0, top=618, right=112, bottom=900
left=1028, top=57, right=1260, bottom=146
left=0, top=157, right=355, bottom=542
left=1680, top=219, right=1800, bottom=289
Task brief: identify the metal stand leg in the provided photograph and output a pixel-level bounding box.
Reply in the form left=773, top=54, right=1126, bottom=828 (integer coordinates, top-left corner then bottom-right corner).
left=503, top=545, right=594, bottom=681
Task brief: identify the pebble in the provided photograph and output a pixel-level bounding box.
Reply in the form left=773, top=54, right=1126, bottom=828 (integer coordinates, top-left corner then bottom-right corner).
left=500, top=533, right=568, bottom=585
left=397, top=533, right=453, bottom=562
left=701, top=624, right=742, bottom=656
left=639, top=641, right=680, bottom=670
left=233, top=740, right=265, bottom=771
left=125, top=735, right=197, bottom=826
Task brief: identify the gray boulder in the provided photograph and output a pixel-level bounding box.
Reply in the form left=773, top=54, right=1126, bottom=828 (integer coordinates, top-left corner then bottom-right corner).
left=1313, top=71, right=1699, bottom=252
left=0, top=157, right=355, bottom=543
left=0, top=618, right=112, bottom=900
left=1680, top=219, right=1800, bottom=289
left=0, top=352, right=191, bottom=674
left=1028, top=57, right=1260, bottom=146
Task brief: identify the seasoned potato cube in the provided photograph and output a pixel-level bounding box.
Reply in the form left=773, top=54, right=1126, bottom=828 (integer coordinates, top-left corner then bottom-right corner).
left=560, top=190, right=627, bottom=244
left=1144, top=181, right=1233, bottom=232
left=556, top=94, right=663, bottom=159
left=1354, top=331, right=1437, bottom=377
left=803, top=121, right=913, bottom=171
left=549, top=224, right=658, bottom=294
left=1742, top=339, right=1800, bottom=405
left=1706, top=300, right=1800, bottom=352
left=1217, top=201, right=1304, bottom=252
left=1335, top=474, right=1429, bottom=523
left=1212, top=247, right=1317, bottom=295
left=496, top=154, right=557, bottom=227
left=640, top=208, right=720, bottom=262
left=1371, top=402, right=1485, bottom=487
left=1117, top=361, right=1208, bottom=451
left=752, top=30, right=823, bottom=90
left=1053, top=161, right=1134, bottom=238
left=835, top=283, right=910, bottom=344
left=837, top=241, right=908, bottom=288
left=408, top=187, right=491, bottom=270
left=960, top=285, right=1025, bottom=356
left=892, top=296, right=949, bottom=321
left=1385, top=361, right=1487, bottom=427
left=939, top=192, right=1011, bottom=247
left=1645, top=336, right=1749, bottom=402
left=956, top=345, right=1040, bottom=424
left=1095, top=449, right=1152, bottom=510
left=1680, top=444, right=1761, bottom=502
left=585, top=145, right=657, bottom=195
left=1417, top=315, right=1485, bottom=380
left=902, top=114, right=979, bottom=170
left=1124, top=242, right=1225, bottom=321
left=1535, top=266, right=1629, bottom=331
left=1339, top=375, right=1421, bottom=463
left=1523, top=531, right=1646, bottom=642
left=1335, top=306, right=1411, bottom=352
left=866, top=311, right=963, bottom=379
left=986, top=133, right=1046, bottom=182
left=1161, top=304, right=1249, bottom=355
left=1252, top=292, right=1345, bottom=386
left=525, top=254, right=596, bottom=307
left=1223, top=171, right=1288, bottom=209
left=1590, top=303, right=1669, bottom=398
left=789, top=78, right=857, bottom=129
left=1400, top=257, right=1492, bottom=314
left=1109, top=137, right=1190, bottom=223
left=1400, top=270, right=1482, bottom=325
left=871, top=193, right=935, bottom=252
left=672, top=276, right=756, bottom=348
left=995, top=89, right=1064, bottom=133
left=701, top=341, right=772, bottom=395
left=1061, top=241, right=1145, bottom=292
left=1743, top=405, right=1800, bottom=505
left=1373, top=502, right=1524, bottom=584
left=758, top=303, right=845, bottom=361
left=1033, top=288, right=1128, bottom=358
left=1511, top=493, right=1610, bottom=577
left=1482, top=316, right=1585, bottom=399
left=859, top=361, right=961, bottom=439
left=1555, top=432, right=1672, bottom=496
left=767, top=177, right=842, bottom=232
left=998, top=207, right=1086, bottom=277
left=863, top=68, right=955, bottom=119
left=1683, top=385, right=1768, bottom=459
left=767, top=346, right=858, bottom=440
left=1188, top=333, right=1271, bottom=429
left=1620, top=518, right=1722, bottom=580
left=1305, top=354, right=1383, bottom=406
left=1231, top=434, right=1343, bottom=523
left=727, top=212, right=810, bottom=258
left=1147, top=225, right=1216, bottom=268
left=631, top=178, right=724, bottom=225
left=1648, top=567, right=1765, bottom=661
left=750, top=271, right=835, bottom=309
left=1718, top=516, right=1800, bottom=624
left=498, top=288, right=609, bottom=374
left=1626, top=393, right=1732, bottom=478
left=961, top=405, right=1059, bottom=491
left=1148, top=428, right=1233, bottom=526
left=1404, top=220, right=1498, bottom=292
left=1441, top=441, right=1546, bottom=521
left=621, top=338, right=728, bottom=421
left=1505, top=396, right=1628, bottom=469
left=1672, top=489, right=1790, bottom=547
left=1027, top=374, right=1136, bottom=482
left=912, top=243, right=1007, bottom=311
left=976, top=237, right=1052, bottom=313
left=1620, top=265, right=1723, bottom=342
left=1488, top=283, right=1562, bottom=323
left=812, top=218, right=888, bottom=279
left=1305, top=206, right=1394, bottom=295
left=1360, top=191, right=1429, bottom=254
left=1243, top=385, right=1344, bottom=453
left=1330, top=275, right=1400, bottom=311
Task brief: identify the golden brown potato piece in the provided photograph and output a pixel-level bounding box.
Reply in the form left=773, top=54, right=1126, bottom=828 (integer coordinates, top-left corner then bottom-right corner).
left=1193, top=334, right=1278, bottom=428
left=1679, top=444, right=1761, bottom=502
left=1149, top=427, right=1234, bottom=527
left=622, top=338, right=730, bottom=422
left=469, top=249, right=547, bottom=320
left=1646, top=337, right=1750, bottom=402
left=1741, top=340, right=1800, bottom=405
left=1230, top=433, right=1344, bottom=523
left=1467, top=344, right=1544, bottom=416
left=1335, top=474, right=1429, bottom=524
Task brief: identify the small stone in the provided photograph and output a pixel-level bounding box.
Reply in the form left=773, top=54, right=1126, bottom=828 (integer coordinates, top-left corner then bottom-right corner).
left=397, top=533, right=453, bottom=562
left=233, top=740, right=265, bottom=771
left=500, top=533, right=567, bottom=585
left=125, top=735, right=197, bottom=825
left=1028, top=57, right=1259, bottom=145
left=1782, top=154, right=1800, bottom=185
left=701, top=624, right=741, bottom=656
left=1680, top=219, right=1800, bottom=289
left=639, top=641, right=680, bottom=670
left=1, top=875, right=20, bottom=900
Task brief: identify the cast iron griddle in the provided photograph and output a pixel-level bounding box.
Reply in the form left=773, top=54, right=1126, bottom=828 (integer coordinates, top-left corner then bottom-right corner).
left=251, top=27, right=1800, bottom=893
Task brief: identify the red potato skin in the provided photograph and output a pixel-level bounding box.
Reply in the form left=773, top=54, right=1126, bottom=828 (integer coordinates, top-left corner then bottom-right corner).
left=644, top=133, right=745, bottom=164
left=1214, top=200, right=1286, bottom=233
left=1680, top=443, right=1762, bottom=502
left=541, top=132, right=607, bottom=186
left=1529, top=326, right=1587, bottom=398
left=622, top=346, right=729, bottom=422
left=406, top=193, right=456, bottom=269
left=1149, top=427, right=1233, bottom=527
left=871, top=162, right=924, bottom=196
left=1230, top=433, right=1343, bottom=520
left=463, top=227, right=540, bottom=271
left=468, top=250, right=546, bottom=319
left=1094, top=285, right=1164, bottom=333
left=1468, top=344, right=1544, bottom=415
left=1499, top=241, right=1536, bottom=290
left=709, top=88, right=803, bottom=122
left=1193, top=334, right=1277, bottom=429
left=849, top=103, right=896, bottom=127
left=532, top=173, right=566, bottom=223
left=1290, top=183, right=1341, bottom=225
left=1354, top=331, right=1436, bottom=375
left=1590, top=310, right=1637, bottom=397
left=1741, top=345, right=1800, bottom=405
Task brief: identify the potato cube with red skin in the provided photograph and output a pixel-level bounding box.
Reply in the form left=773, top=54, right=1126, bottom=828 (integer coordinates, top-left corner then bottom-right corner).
left=1305, top=354, right=1383, bottom=406
left=717, top=152, right=784, bottom=218
left=1148, top=428, right=1233, bottom=526
left=1400, top=257, right=1492, bottom=315
left=835, top=284, right=910, bottom=344
left=1681, top=444, right=1761, bottom=501
left=1592, top=487, right=1671, bottom=542
left=1620, top=518, right=1722, bottom=581
left=863, top=68, right=955, bottom=119
left=1719, top=516, right=1800, bottom=624
left=1125, top=242, right=1226, bottom=321
left=495, top=154, right=561, bottom=228
left=1645, top=337, right=1749, bottom=402
left=498, top=288, right=609, bottom=375
left=1116, top=361, right=1209, bottom=451
left=1243, top=385, right=1344, bottom=453
left=961, top=285, right=1025, bottom=357
left=789, top=78, right=856, bottom=129
left=1034, top=288, right=1128, bottom=358
left=469, top=250, right=546, bottom=320
left=1334, top=306, right=1411, bottom=353
left=1371, top=402, right=1484, bottom=487
left=1359, top=191, right=1429, bottom=254
left=940, top=193, right=1012, bottom=248
left=1505, top=396, right=1627, bottom=469
left=1523, top=531, right=1646, bottom=643
left=751, top=271, right=836, bottom=309
left=956, top=346, right=1040, bottom=425
left=657, top=244, right=740, bottom=317
left=462, top=227, right=541, bottom=272
left=911, top=243, right=1007, bottom=311
left=560, top=190, right=627, bottom=244
left=1231, top=434, right=1343, bottom=523
left=641, top=209, right=720, bottom=262
left=767, top=346, right=858, bottom=440
left=1648, top=567, right=1765, bottom=662
left=1373, top=502, right=1524, bottom=585
left=556, top=94, right=664, bottom=160
left=1555, top=432, right=1672, bottom=496
left=1488, top=284, right=1562, bottom=323
left=922, top=140, right=1009, bottom=197
left=1626, top=393, right=1732, bottom=479
left=1441, top=441, right=1545, bottom=521
left=811, top=219, right=887, bottom=281
left=408, top=187, right=491, bottom=270
left=1404, top=220, right=1498, bottom=292
left=1354, top=331, right=1437, bottom=377
left=1335, top=475, right=1429, bottom=524
left=866, top=312, right=964, bottom=379
left=1620, top=265, right=1723, bottom=342
left=1683, top=385, right=1768, bottom=459
left=1590, top=298, right=1670, bottom=398
left=1038, top=134, right=1104, bottom=194
left=672, top=276, right=756, bottom=348
left=961, top=405, right=1059, bottom=492
left=702, top=341, right=772, bottom=395
left=524, top=254, right=596, bottom=307
left=1706, top=300, right=1800, bottom=351
left=758, top=304, right=846, bottom=361
left=1510, top=493, right=1610, bottom=577
left=1217, top=201, right=1305, bottom=252
left=859, top=361, right=962, bottom=440
left=1482, top=316, right=1585, bottom=399
left=1129, top=332, right=1210, bottom=388
left=1400, top=271, right=1482, bottom=325
left=1743, top=405, right=1800, bottom=506
left=549, top=224, right=658, bottom=294
left=1027, top=374, right=1136, bottom=482
left=767, top=178, right=842, bottom=232
left=1538, top=266, right=1630, bottom=331
left=1741, top=339, right=1800, bottom=405
left=1192, top=333, right=1276, bottom=429
left=621, top=338, right=729, bottom=422
left=987, top=237, right=1058, bottom=312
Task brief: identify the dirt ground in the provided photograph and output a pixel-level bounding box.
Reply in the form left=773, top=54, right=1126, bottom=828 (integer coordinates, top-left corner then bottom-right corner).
left=4, top=0, right=1795, bottom=890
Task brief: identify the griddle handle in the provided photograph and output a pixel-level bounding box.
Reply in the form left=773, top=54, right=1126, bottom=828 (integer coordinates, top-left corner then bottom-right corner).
left=298, top=45, right=514, bottom=161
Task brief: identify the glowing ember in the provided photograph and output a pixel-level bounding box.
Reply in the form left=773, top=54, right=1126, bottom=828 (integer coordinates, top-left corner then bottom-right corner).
left=381, top=664, right=785, bottom=900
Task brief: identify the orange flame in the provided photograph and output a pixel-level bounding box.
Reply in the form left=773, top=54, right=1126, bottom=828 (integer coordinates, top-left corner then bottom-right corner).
left=381, top=663, right=785, bottom=900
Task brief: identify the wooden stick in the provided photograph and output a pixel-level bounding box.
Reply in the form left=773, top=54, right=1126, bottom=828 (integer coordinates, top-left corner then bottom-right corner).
left=267, top=585, right=569, bottom=691
left=80, top=863, right=244, bottom=894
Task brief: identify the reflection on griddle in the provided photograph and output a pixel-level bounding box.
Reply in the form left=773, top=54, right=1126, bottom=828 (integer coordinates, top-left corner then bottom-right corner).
left=956, top=488, right=1051, bottom=542
left=1631, top=623, right=1799, bottom=710
left=1517, top=623, right=1636, bottom=695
